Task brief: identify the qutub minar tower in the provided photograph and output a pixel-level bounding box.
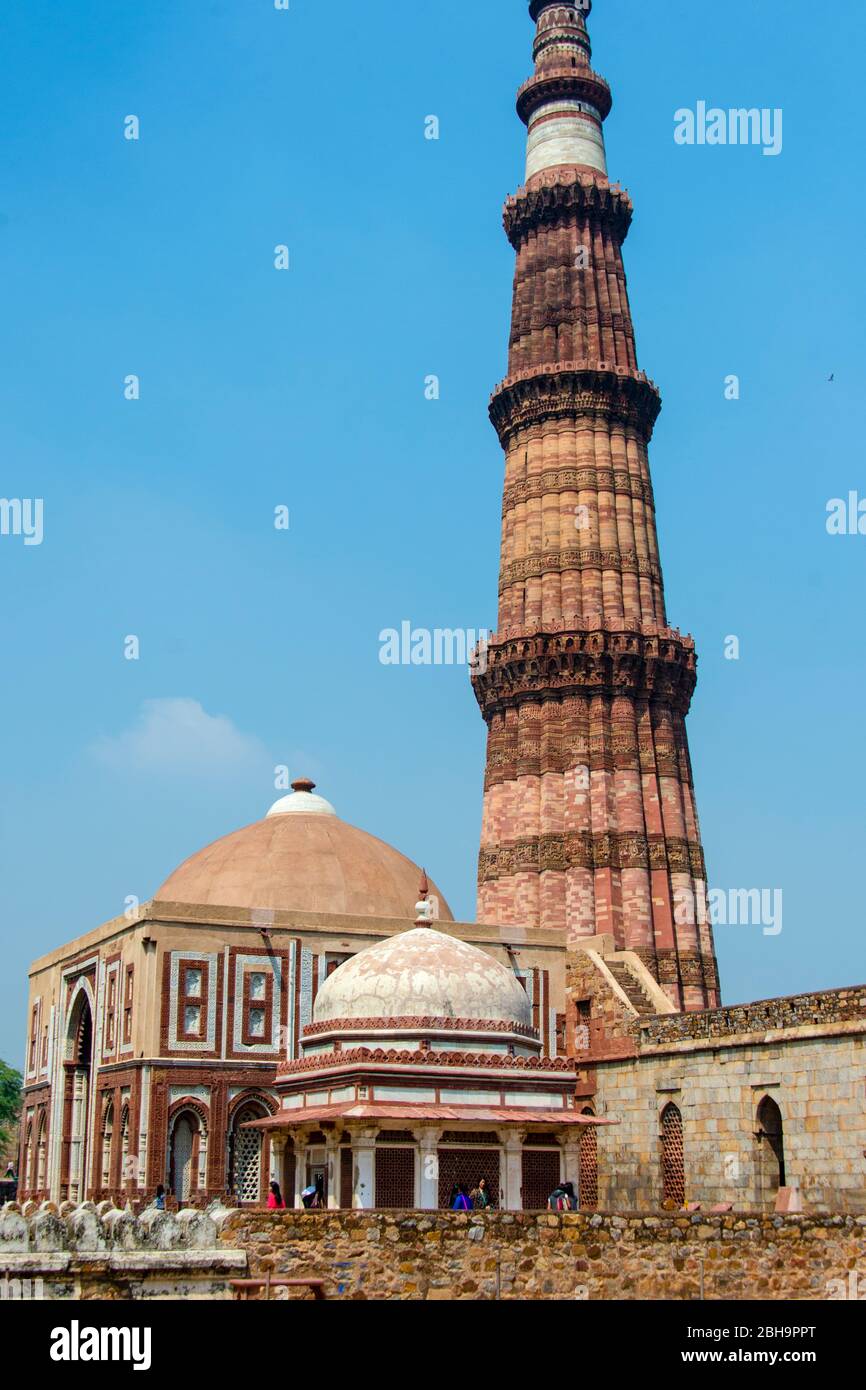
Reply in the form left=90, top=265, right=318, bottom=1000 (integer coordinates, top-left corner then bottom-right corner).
left=472, top=0, right=720, bottom=1012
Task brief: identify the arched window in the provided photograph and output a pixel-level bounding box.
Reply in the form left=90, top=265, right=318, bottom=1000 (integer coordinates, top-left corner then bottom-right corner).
left=119, top=1105, right=131, bottom=1189
left=169, top=1112, right=200, bottom=1202
left=660, top=1102, right=685, bottom=1207
left=36, top=1114, right=47, bottom=1193
left=757, top=1095, right=785, bottom=1200
left=229, top=1102, right=267, bottom=1204
left=579, top=1108, right=598, bottom=1209
left=23, top=1119, right=33, bottom=1194
left=100, top=1101, right=114, bottom=1190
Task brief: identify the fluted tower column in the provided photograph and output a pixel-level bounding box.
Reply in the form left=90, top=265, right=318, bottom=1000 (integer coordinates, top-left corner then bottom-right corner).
left=472, top=0, right=719, bottom=1010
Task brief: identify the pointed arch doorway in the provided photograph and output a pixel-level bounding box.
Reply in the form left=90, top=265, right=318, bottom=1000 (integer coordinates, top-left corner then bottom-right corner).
left=62, top=987, right=94, bottom=1202
left=757, top=1096, right=786, bottom=1205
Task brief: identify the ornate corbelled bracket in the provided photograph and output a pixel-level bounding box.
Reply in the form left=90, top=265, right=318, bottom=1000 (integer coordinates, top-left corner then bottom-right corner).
left=489, top=366, right=662, bottom=446
left=504, top=172, right=633, bottom=249
left=472, top=626, right=698, bottom=720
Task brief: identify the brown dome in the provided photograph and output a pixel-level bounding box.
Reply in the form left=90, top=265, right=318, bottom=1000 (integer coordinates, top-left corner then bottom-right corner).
left=155, top=807, right=454, bottom=922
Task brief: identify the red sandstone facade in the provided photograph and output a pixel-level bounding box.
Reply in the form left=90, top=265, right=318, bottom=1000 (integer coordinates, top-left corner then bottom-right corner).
left=473, top=1, right=719, bottom=1011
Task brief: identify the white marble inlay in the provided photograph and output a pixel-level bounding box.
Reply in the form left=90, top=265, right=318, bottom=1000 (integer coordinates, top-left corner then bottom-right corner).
left=526, top=108, right=607, bottom=179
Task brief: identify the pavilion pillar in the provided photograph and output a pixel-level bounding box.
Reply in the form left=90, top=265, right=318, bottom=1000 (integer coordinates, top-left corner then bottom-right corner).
left=416, top=1128, right=442, bottom=1210
left=560, top=1130, right=581, bottom=1196
left=269, top=1132, right=288, bottom=1192
left=501, top=1131, right=525, bottom=1211
left=351, top=1128, right=378, bottom=1210
left=325, top=1132, right=341, bottom=1211
left=293, top=1131, right=308, bottom=1209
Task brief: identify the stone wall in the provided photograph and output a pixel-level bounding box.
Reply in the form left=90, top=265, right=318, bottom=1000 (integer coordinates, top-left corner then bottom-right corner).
left=565, top=953, right=866, bottom=1214
left=220, top=1208, right=866, bottom=1301
left=591, top=1029, right=866, bottom=1214
left=0, top=1201, right=245, bottom=1300
left=3, top=1202, right=864, bottom=1300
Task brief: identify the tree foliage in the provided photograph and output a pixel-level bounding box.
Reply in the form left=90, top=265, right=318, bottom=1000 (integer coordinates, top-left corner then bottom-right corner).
left=0, top=1060, right=23, bottom=1156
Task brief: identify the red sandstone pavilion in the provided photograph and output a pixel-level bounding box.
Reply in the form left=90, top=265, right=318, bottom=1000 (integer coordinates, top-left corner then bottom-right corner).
left=15, top=2, right=866, bottom=1220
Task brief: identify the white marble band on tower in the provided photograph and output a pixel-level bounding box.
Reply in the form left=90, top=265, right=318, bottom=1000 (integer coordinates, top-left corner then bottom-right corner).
left=526, top=100, right=607, bottom=179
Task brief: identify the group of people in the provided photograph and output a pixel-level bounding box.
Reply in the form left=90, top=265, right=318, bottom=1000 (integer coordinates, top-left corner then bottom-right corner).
left=547, top=1181, right=577, bottom=1211
left=448, top=1178, right=492, bottom=1211
left=262, top=1175, right=575, bottom=1212
left=266, top=1177, right=323, bottom=1209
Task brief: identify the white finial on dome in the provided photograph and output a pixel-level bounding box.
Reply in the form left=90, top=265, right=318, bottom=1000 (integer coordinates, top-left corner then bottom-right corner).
left=415, top=868, right=435, bottom=925
left=267, top=777, right=337, bottom=819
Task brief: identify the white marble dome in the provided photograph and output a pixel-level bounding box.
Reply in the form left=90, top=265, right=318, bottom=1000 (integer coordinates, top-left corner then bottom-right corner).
left=312, top=926, right=533, bottom=1029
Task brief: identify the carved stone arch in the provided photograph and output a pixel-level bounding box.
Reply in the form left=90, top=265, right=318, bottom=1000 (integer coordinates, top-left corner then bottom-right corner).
left=226, top=1090, right=278, bottom=1126
left=65, top=979, right=95, bottom=1064
left=35, top=1112, right=48, bottom=1193
left=23, top=1116, right=34, bottom=1192
left=100, top=1098, right=115, bottom=1189
left=227, top=1091, right=275, bottom=1206
left=62, top=981, right=95, bottom=1201
left=167, top=1100, right=209, bottom=1204
left=167, top=1097, right=210, bottom=1137
left=118, top=1102, right=132, bottom=1191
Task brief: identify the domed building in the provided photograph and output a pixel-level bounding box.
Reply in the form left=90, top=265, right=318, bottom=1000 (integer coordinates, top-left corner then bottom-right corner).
left=158, top=779, right=455, bottom=923
left=18, top=781, right=564, bottom=1210
left=247, top=891, right=604, bottom=1211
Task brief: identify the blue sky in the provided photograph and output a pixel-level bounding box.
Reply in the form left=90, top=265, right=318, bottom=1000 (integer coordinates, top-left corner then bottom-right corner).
left=1, top=0, right=864, bottom=1066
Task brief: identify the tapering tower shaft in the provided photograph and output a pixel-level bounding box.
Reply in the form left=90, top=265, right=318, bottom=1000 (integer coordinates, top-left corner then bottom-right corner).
left=472, top=1, right=719, bottom=1011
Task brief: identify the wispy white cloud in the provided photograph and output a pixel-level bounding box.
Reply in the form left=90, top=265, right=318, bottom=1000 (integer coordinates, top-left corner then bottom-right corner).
left=90, top=698, right=269, bottom=778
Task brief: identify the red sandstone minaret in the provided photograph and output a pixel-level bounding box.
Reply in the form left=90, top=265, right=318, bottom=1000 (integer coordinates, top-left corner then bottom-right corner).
left=472, top=1, right=719, bottom=1011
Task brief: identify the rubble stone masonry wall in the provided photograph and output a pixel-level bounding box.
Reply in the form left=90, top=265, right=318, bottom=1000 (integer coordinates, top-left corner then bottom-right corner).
left=219, top=1208, right=866, bottom=1301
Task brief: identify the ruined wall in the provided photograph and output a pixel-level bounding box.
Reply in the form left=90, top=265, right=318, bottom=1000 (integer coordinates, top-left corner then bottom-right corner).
left=220, top=1208, right=866, bottom=1302
left=0, top=1201, right=245, bottom=1300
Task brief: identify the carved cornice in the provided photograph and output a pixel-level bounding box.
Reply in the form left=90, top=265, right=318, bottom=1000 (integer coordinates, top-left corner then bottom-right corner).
left=504, top=173, right=632, bottom=249
left=489, top=366, right=661, bottom=447
left=302, top=1015, right=537, bottom=1040
left=277, top=1047, right=573, bottom=1078
left=502, top=467, right=655, bottom=515
left=478, top=832, right=706, bottom=882
left=516, top=66, right=612, bottom=125
left=472, top=625, right=697, bottom=719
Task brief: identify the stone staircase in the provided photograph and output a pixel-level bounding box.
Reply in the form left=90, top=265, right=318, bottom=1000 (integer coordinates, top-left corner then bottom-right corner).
left=604, top=959, right=660, bottom=1017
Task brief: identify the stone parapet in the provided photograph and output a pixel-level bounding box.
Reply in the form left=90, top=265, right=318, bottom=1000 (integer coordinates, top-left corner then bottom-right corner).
left=638, top=986, right=866, bottom=1049
left=0, top=1200, right=246, bottom=1300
